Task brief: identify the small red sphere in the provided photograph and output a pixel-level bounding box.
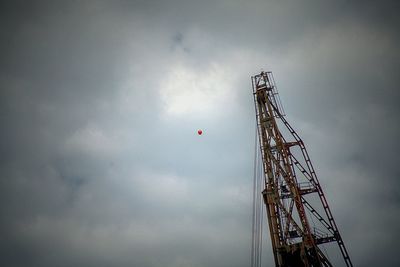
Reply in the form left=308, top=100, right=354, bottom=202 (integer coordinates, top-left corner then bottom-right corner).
left=197, top=129, right=203, bottom=135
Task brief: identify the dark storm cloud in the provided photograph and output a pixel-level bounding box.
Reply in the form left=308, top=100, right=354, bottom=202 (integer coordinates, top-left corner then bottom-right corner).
left=0, top=1, right=399, bottom=267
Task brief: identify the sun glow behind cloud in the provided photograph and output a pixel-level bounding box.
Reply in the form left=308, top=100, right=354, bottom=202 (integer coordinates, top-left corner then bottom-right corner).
left=160, top=62, right=234, bottom=118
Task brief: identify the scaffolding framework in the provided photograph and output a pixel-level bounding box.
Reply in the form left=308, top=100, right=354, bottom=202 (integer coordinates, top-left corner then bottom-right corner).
left=251, top=71, right=353, bottom=267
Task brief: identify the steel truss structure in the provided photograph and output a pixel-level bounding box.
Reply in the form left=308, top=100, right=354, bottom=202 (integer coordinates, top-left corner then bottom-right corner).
left=251, top=71, right=353, bottom=267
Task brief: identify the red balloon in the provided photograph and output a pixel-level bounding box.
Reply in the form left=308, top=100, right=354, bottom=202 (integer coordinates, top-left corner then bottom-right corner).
left=197, top=129, right=203, bottom=135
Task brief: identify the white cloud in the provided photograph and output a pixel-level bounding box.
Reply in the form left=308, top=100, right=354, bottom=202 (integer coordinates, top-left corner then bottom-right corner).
left=135, top=170, right=189, bottom=203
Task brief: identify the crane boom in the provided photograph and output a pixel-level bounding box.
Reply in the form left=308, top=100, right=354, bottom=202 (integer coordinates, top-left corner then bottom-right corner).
left=251, top=71, right=353, bottom=267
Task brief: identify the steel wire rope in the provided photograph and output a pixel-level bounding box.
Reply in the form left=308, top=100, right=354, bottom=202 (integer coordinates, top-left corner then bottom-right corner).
left=251, top=120, right=260, bottom=267
left=251, top=118, right=265, bottom=267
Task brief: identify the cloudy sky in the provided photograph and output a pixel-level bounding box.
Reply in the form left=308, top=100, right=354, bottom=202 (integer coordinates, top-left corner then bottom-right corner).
left=0, top=1, right=399, bottom=266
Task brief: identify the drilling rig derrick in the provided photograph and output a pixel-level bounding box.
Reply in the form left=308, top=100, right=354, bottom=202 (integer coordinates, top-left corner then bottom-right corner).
left=251, top=71, right=353, bottom=267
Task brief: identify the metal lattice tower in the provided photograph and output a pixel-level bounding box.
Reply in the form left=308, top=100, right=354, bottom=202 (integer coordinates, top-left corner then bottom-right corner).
left=251, top=71, right=353, bottom=267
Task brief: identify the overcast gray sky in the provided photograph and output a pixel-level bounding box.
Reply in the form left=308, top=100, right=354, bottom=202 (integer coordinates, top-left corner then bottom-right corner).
left=0, top=1, right=399, bottom=266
